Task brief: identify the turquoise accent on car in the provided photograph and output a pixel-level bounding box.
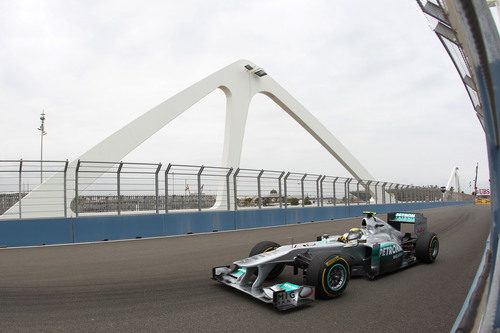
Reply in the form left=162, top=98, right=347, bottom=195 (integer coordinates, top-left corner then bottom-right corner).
left=371, top=243, right=381, bottom=274
left=231, top=267, right=246, bottom=277
left=393, top=212, right=416, bottom=222
left=273, top=282, right=300, bottom=291
left=327, top=263, right=347, bottom=291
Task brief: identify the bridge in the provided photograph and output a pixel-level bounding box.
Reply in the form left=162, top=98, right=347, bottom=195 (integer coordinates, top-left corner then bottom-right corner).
left=0, top=0, right=499, bottom=332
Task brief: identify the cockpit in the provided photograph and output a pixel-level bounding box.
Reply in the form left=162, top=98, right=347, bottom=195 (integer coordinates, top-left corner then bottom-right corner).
left=338, top=228, right=367, bottom=243
left=347, top=228, right=363, bottom=241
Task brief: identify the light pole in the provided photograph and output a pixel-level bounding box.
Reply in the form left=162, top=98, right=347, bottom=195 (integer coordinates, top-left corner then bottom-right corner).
left=38, top=110, right=47, bottom=183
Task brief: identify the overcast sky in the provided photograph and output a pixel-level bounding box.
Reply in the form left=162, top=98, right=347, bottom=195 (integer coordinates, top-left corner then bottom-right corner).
left=0, top=0, right=493, bottom=191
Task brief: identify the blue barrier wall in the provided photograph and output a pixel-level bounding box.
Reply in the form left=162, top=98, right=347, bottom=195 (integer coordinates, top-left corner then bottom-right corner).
left=0, top=201, right=473, bottom=247
left=0, top=217, right=73, bottom=247
left=73, top=215, right=165, bottom=243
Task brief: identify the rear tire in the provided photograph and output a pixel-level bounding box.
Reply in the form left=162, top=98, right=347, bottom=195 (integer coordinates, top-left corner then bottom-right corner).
left=416, top=232, right=439, bottom=263
left=305, top=254, right=350, bottom=299
left=249, top=241, right=285, bottom=280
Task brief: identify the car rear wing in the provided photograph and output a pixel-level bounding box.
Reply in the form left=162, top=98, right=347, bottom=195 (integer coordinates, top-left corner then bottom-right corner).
left=387, top=212, right=427, bottom=236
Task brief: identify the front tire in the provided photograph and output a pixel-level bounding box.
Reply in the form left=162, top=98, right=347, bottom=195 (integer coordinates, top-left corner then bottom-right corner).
left=416, top=232, right=439, bottom=263
left=305, top=254, right=350, bottom=299
left=249, top=241, right=285, bottom=280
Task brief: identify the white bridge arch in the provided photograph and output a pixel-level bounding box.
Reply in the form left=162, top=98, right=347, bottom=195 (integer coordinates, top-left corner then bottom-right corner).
left=5, top=59, right=373, bottom=218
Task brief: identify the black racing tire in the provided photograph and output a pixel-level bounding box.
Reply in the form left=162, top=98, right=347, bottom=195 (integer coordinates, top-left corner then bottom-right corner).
left=305, top=254, right=350, bottom=299
left=249, top=241, right=285, bottom=280
left=415, top=231, right=439, bottom=263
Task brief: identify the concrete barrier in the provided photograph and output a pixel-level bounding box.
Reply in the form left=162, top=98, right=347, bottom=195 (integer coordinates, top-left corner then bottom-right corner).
left=0, top=201, right=473, bottom=247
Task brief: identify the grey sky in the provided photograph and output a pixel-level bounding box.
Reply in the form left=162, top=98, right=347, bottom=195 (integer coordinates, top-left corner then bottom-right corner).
left=0, top=0, right=491, bottom=191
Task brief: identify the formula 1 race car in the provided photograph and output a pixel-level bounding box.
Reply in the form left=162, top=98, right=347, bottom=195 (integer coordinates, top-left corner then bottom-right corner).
left=212, top=211, right=439, bottom=310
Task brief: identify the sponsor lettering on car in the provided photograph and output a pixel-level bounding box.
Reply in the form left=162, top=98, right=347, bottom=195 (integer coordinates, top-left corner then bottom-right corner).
left=380, top=243, right=403, bottom=257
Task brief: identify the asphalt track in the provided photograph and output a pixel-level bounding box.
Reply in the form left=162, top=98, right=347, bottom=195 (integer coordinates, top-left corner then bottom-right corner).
left=0, top=205, right=491, bottom=332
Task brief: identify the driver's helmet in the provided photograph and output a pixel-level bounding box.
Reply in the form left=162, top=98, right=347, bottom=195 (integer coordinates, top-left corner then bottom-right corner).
left=346, top=228, right=364, bottom=242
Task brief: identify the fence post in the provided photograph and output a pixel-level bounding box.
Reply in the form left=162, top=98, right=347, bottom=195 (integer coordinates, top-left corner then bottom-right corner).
left=320, top=175, right=326, bottom=207
left=164, top=163, right=172, bottom=213
left=75, top=160, right=81, bottom=217
left=333, top=177, right=338, bottom=206
left=388, top=183, right=394, bottom=203
left=344, top=178, right=348, bottom=206
left=63, top=160, right=68, bottom=217
left=155, top=163, right=162, bottom=214
left=301, top=173, right=307, bottom=207
left=233, top=168, right=240, bottom=211
left=366, top=181, right=372, bottom=204
left=278, top=171, right=285, bottom=209
left=18, top=159, right=23, bottom=219
left=284, top=172, right=290, bottom=209
left=117, top=161, right=123, bottom=215
left=257, top=169, right=264, bottom=209
left=346, top=178, right=352, bottom=206
left=356, top=181, right=360, bottom=205
left=392, top=184, right=397, bottom=204
left=382, top=182, right=387, bottom=204
left=226, top=168, right=233, bottom=211
left=197, top=165, right=205, bottom=212
left=316, top=175, right=322, bottom=207
left=374, top=181, right=379, bottom=204
left=395, top=184, right=400, bottom=204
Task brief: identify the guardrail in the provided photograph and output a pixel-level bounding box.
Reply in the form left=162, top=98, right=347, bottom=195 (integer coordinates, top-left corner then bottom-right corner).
left=0, top=159, right=473, bottom=219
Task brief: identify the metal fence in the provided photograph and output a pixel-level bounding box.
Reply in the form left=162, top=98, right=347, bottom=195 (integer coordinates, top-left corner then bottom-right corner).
left=0, top=159, right=474, bottom=219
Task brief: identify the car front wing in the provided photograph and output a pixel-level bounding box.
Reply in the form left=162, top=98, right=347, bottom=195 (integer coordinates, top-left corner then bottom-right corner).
left=212, top=266, right=315, bottom=311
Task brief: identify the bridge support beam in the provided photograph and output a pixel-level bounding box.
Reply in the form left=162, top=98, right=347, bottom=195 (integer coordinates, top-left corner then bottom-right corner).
left=4, top=59, right=374, bottom=218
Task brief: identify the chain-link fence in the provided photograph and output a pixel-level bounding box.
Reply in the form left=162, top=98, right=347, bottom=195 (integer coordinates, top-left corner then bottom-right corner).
left=0, top=159, right=474, bottom=219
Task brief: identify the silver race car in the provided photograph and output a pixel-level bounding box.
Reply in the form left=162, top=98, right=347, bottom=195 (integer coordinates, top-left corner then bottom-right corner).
left=212, top=211, right=439, bottom=310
